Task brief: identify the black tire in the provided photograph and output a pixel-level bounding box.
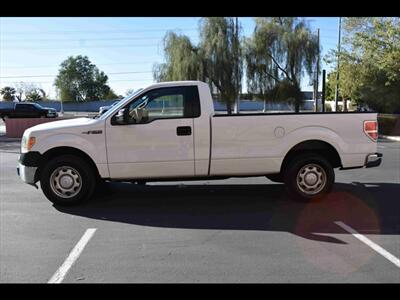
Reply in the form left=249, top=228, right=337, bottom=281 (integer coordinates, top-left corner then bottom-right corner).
left=283, top=152, right=334, bottom=202
left=40, top=155, right=96, bottom=206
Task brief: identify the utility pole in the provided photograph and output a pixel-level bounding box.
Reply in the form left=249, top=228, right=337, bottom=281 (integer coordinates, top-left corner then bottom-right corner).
left=314, top=28, right=320, bottom=112
left=60, top=98, right=64, bottom=116
left=234, top=17, right=240, bottom=114
left=322, top=69, right=326, bottom=113
left=334, top=17, right=342, bottom=112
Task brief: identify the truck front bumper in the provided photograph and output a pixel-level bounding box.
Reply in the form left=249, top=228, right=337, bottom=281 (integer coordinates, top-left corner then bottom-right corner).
left=17, top=163, right=38, bottom=185
left=17, top=151, right=42, bottom=188
left=365, top=152, right=383, bottom=168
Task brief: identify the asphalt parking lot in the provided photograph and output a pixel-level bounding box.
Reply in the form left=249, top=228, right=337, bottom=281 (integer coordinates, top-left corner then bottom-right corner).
left=0, top=137, right=399, bottom=283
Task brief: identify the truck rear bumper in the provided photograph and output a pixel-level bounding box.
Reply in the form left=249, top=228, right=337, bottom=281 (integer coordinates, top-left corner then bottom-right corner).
left=365, top=152, right=382, bottom=168
left=339, top=152, right=382, bottom=170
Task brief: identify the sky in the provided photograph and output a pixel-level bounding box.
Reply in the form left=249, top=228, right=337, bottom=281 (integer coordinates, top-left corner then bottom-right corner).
left=0, top=17, right=341, bottom=99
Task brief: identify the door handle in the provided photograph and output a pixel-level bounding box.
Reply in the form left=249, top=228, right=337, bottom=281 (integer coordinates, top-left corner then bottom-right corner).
left=176, top=126, right=192, bottom=136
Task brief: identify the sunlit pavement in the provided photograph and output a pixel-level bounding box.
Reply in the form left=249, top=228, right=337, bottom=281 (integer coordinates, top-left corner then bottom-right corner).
left=0, top=139, right=399, bottom=283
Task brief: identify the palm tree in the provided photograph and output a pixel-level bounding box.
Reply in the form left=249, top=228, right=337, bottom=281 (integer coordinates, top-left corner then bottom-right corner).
left=0, top=86, right=16, bottom=101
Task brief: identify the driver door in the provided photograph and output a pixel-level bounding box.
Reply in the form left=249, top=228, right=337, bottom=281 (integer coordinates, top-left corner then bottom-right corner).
left=105, top=86, right=200, bottom=179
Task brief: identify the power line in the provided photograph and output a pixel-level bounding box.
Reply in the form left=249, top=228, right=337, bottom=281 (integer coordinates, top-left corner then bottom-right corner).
left=0, top=71, right=154, bottom=79
left=1, top=61, right=158, bottom=69
left=2, top=43, right=162, bottom=50
left=1, top=37, right=166, bottom=42
left=1, top=35, right=200, bottom=43
left=1, top=28, right=198, bottom=35
left=1, top=79, right=154, bottom=84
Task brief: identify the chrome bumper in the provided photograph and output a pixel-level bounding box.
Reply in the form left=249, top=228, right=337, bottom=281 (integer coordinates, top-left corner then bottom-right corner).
left=17, top=162, right=38, bottom=187
left=365, top=153, right=382, bottom=168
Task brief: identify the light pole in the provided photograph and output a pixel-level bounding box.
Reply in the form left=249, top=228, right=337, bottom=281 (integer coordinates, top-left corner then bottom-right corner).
left=314, top=28, right=320, bottom=112
left=234, top=16, right=240, bottom=114
left=60, top=99, right=63, bottom=116
left=334, top=17, right=342, bottom=112
left=322, top=69, right=326, bottom=113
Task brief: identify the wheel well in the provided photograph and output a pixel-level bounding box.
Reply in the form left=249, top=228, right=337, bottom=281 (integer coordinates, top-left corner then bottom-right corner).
left=280, top=140, right=342, bottom=174
left=35, top=147, right=100, bottom=182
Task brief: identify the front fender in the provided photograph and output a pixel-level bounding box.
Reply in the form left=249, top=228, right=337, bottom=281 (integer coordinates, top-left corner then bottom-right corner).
left=31, top=132, right=109, bottom=178
left=35, top=133, right=104, bottom=160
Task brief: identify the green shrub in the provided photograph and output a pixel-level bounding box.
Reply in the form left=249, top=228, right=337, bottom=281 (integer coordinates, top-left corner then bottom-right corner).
left=324, top=102, right=332, bottom=112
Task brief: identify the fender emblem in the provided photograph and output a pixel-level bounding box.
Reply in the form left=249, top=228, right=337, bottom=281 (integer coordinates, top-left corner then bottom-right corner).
left=82, top=130, right=103, bottom=135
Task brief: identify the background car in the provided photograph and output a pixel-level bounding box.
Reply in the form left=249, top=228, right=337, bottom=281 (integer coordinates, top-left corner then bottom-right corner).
left=0, top=103, right=58, bottom=121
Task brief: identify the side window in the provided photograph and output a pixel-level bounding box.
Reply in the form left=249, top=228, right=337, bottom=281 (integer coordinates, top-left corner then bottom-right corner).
left=144, top=93, right=184, bottom=119
left=124, top=86, right=200, bottom=124
left=17, top=104, right=29, bottom=111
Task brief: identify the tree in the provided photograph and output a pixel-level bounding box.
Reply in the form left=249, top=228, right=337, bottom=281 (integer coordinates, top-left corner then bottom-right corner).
left=25, top=89, right=43, bottom=102
left=13, top=82, right=37, bottom=101
left=0, top=86, right=16, bottom=101
left=54, top=55, right=113, bottom=102
left=199, top=17, right=242, bottom=114
left=103, top=89, right=120, bottom=100
left=325, top=17, right=400, bottom=113
left=153, top=18, right=243, bottom=114
left=245, top=17, right=319, bottom=112
left=153, top=32, right=205, bottom=82
left=11, top=82, right=45, bottom=101
left=38, top=88, right=47, bottom=100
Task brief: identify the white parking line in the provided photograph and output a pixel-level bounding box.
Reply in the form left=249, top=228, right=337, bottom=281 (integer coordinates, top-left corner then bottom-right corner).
left=48, top=228, right=97, bottom=284
left=334, top=221, right=400, bottom=268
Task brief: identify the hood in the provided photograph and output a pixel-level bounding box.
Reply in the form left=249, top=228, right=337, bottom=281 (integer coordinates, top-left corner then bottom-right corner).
left=24, top=117, right=101, bottom=136
left=42, top=107, right=57, bottom=111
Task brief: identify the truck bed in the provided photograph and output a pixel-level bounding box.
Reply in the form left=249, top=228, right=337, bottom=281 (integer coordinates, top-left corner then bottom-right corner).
left=209, top=112, right=378, bottom=176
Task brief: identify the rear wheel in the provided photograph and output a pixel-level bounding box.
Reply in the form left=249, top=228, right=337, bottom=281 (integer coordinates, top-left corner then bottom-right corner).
left=283, top=153, right=334, bottom=201
left=40, top=155, right=96, bottom=206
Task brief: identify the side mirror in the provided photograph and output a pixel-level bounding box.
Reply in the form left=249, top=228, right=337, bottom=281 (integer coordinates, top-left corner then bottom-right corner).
left=111, top=108, right=131, bottom=125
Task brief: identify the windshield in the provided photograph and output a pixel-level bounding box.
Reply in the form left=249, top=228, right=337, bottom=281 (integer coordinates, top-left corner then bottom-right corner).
left=98, top=88, right=143, bottom=120
left=32, top=103, right=41, bottom=108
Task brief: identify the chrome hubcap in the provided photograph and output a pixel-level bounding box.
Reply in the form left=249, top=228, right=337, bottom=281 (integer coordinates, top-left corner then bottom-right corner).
left=50, top=166, right=82, bottom=198
left=296, top=163, right=326, bottom=195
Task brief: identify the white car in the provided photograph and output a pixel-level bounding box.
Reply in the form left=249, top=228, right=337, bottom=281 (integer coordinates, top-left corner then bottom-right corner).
left=18, top=81, right=382, bottom=205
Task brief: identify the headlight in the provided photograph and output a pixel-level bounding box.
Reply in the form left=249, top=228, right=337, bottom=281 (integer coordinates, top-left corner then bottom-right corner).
left=21, top=136, right=36, bottom=152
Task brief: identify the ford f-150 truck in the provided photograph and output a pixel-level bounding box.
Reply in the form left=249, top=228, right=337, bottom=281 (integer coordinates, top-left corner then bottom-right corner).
left=0, top=102, right=58, bottom=120
left=17, top=81, right=382, bottom=206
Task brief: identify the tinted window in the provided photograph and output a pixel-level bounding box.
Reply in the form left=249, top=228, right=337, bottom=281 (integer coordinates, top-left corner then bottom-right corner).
left=123, top=86, right=200, bottom=124
left=17, top=104, right=34, bottom=111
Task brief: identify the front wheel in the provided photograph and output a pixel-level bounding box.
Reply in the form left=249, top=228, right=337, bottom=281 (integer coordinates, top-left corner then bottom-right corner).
left=40, top=155, right=96, bottom=206
left=284, top=153, right=334, bottom=201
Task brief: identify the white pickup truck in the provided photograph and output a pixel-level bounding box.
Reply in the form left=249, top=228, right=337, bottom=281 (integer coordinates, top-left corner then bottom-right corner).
left=17, top=81, right=382, bottom=206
